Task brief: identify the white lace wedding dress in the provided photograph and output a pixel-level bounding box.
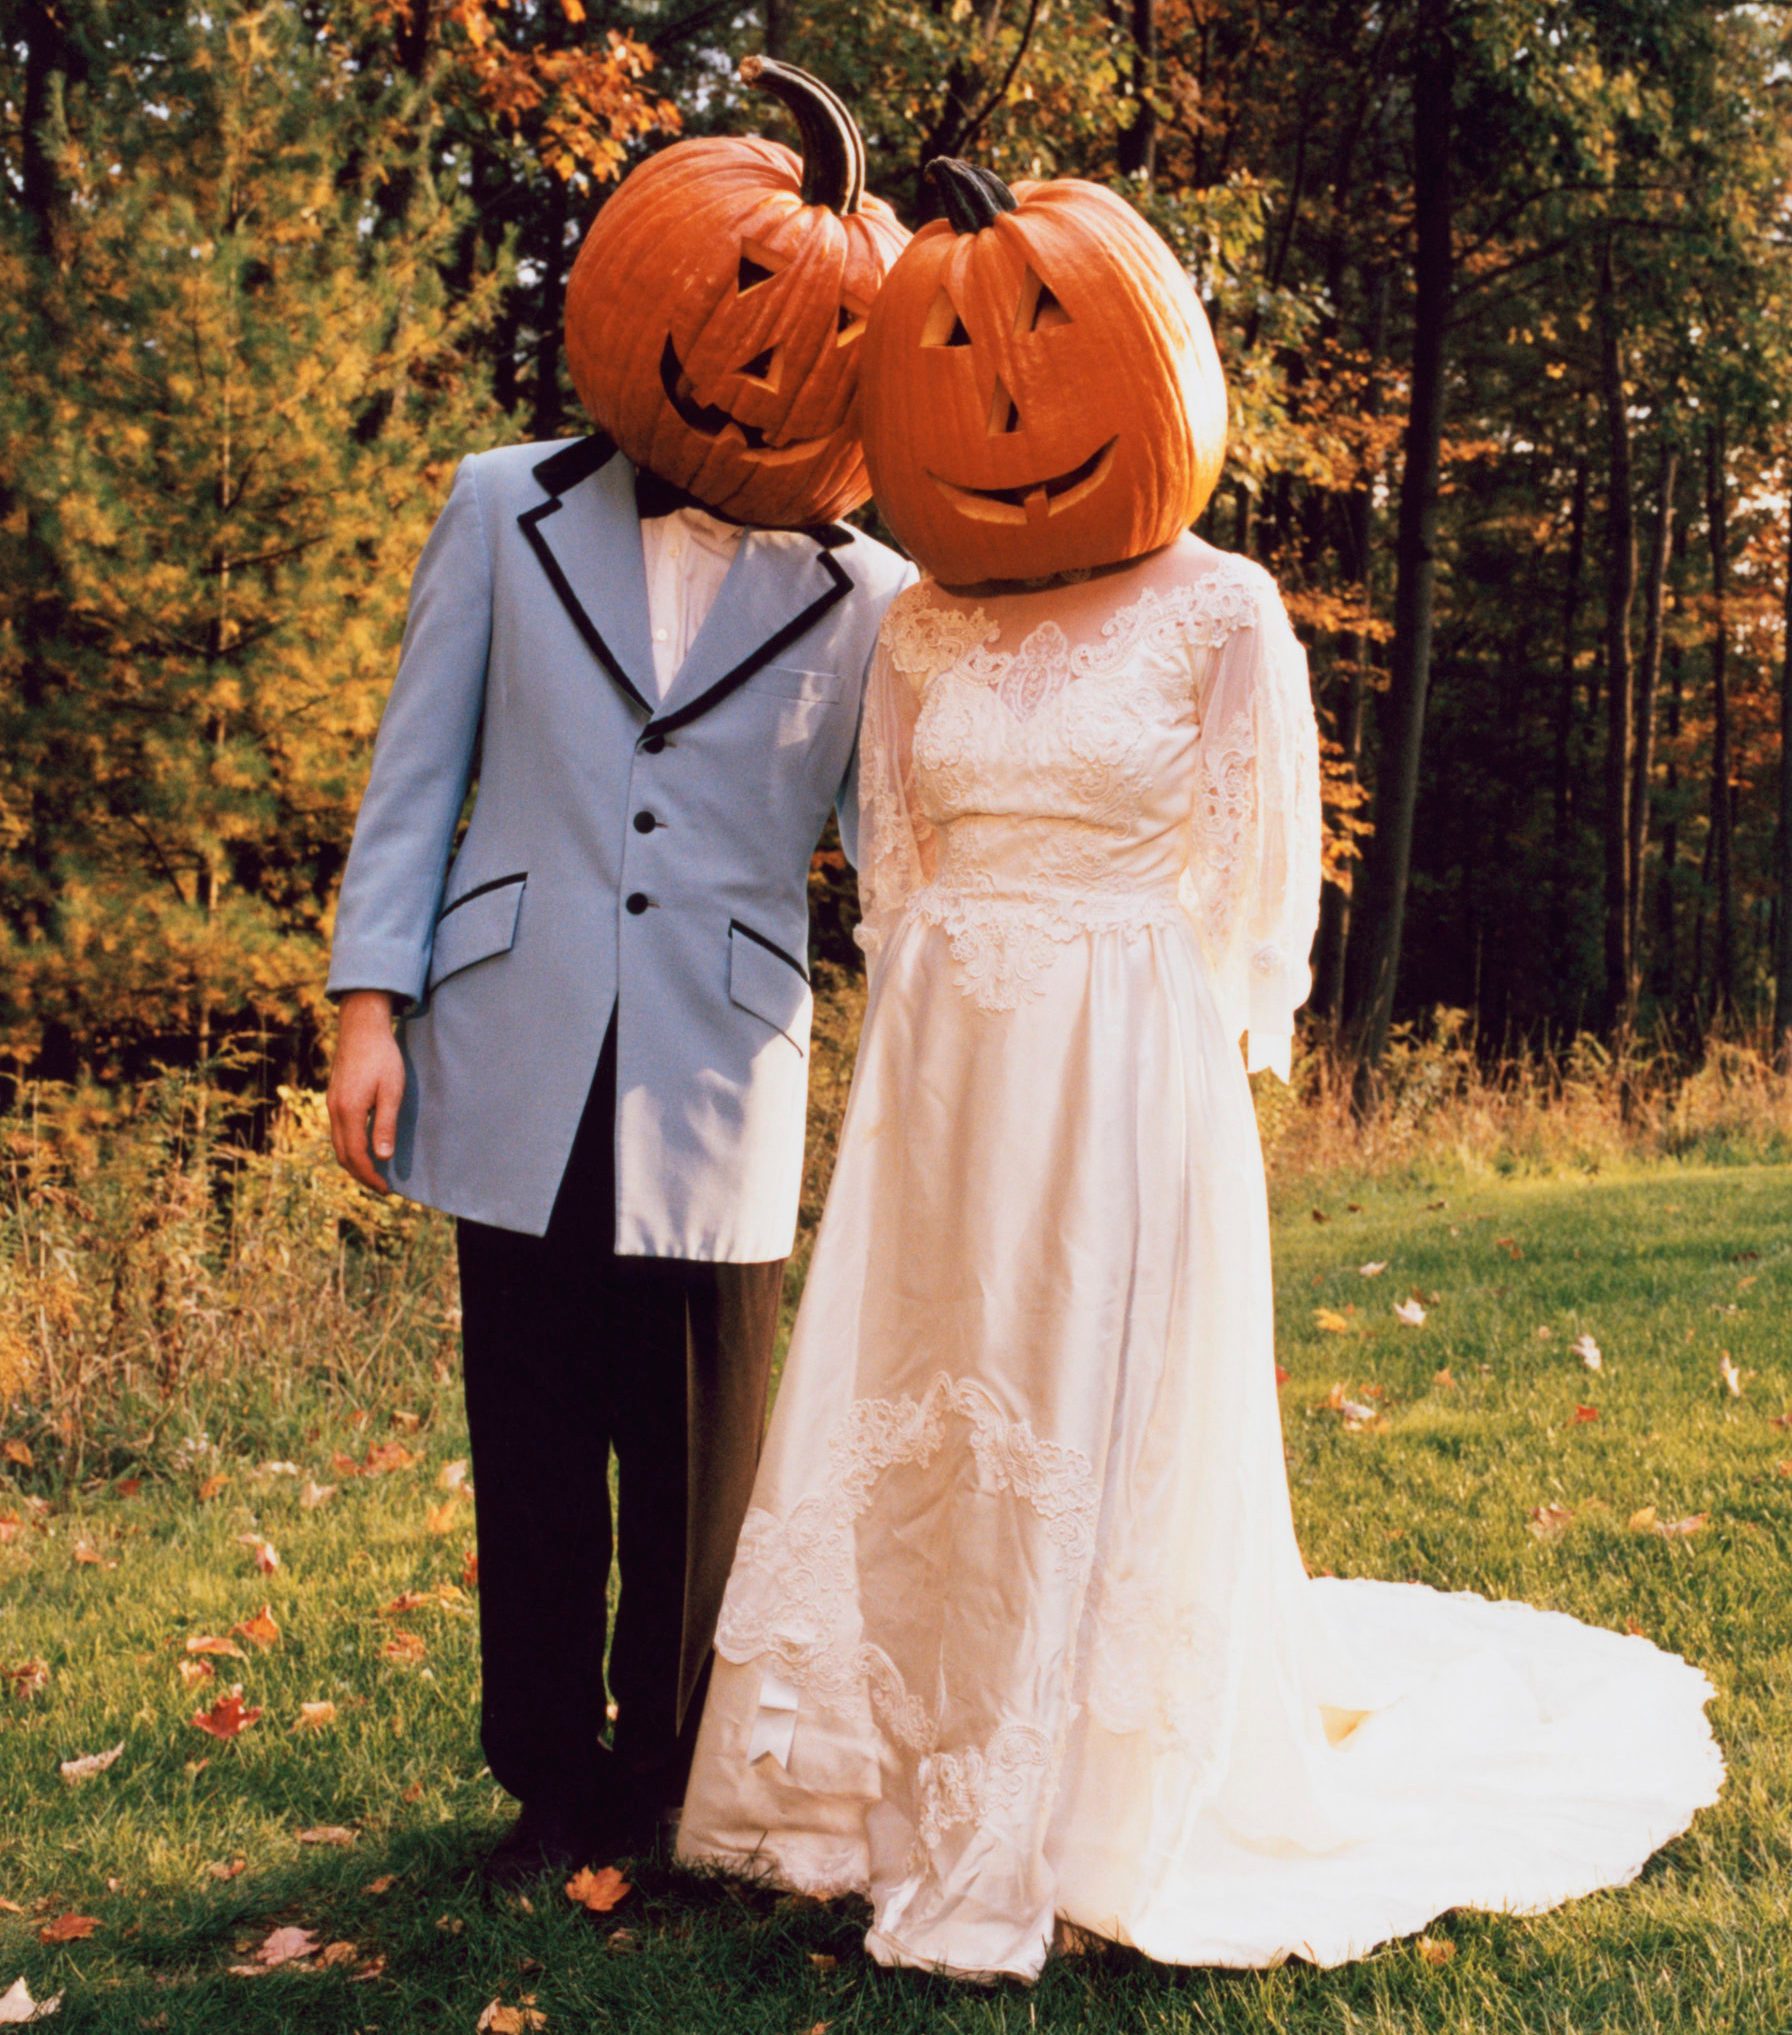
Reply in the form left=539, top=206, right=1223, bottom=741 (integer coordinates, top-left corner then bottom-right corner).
left=674, top=536, right=1724, bottom=1980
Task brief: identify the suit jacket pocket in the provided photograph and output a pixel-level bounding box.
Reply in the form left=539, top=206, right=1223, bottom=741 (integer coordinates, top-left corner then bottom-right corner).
left=751, top=664, right=845, bottom=704
left=728, top=920, right=811, bottom=1055
left=428, top=873, right=526, bottom=991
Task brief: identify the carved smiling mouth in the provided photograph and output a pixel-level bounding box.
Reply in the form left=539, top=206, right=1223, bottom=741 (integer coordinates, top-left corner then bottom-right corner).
left=928, top=439, right=1118, bottom=524
left=659, top=337, right=825, bottom=465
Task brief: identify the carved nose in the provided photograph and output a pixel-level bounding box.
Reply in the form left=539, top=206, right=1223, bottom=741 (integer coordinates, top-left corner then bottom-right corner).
left=987, top=376, right=1021, bottom=435
left=738, top=346, right=778, bottom=384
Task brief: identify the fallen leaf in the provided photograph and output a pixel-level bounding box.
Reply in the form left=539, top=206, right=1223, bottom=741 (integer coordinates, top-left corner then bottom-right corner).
left=1314, top=1307, right=1353, bottom=1334
left=2, top=1441, right=33, bottom=1468
left=299, top=1480, right=336, bottom=1512
left=294, top=1700, right=336, bottom=1731
left=1433, top=1367, right=1456, bottom=1389
left=477, top=2001, right=546, bottom=2034
left=1573, top=1404, right=1600, bottom=1423
left=1393, top=1297, right=1427, bottom=1327
left=1273, top=1363, right=1290, bottom=1388
left=363, top=1442, right=418, bottom=1476
left=461, top=1549, right=480, bottom=1590
left=258, top=1461, right=302, bottom=1478
left=437, top=1460, right=470, bottom=1492
left=364, top=1874, right=398, bottom=1896
left=207, top=1858, right=246, bottom=1881
left=297, top=1825, right=357, bottom=1847
left=1528, top=1503, right=1573, bottom=1540
left=233, top=1605, right=280, bottom=1649
left=196, top=1474, right=230, bottom=1503
left=3, top=1660, right=49, bottom=1699
left=236, top=1535, right=279, bottom=1575
left=71, top=1541, right=110, bottom=1567
left=424, top=1498, right=460, bottom=1537
left=1625, top=1616, right=1648, bottom=1638
left=1658, top=1512, right=1708, bottom=1538
left=1358, top=1260, right=1388, bottom=1278
left=35, top=1916, right=98, bottom=1945
left=191, top=1686, right=262, bottom=1739
left=58, top=1741, right=124, bottom=1786
left=382, top=1631, right=427, bottom=1666
left=114, top=1477, right=142, bottom=1499
left=1417, top=1934, right=1456, bottom=1965
left=1771, top=1412, right=1792, bottom=1432
left=329, top=1452, right=364, bottom=1478
left=1573, top=1333, right=1603, bottom=1372
left=177, top=1658, right=215, bottom=1691
left=1324, top=1382, right=1378, bottom=1428
left=1310, top=1207, right=1330, bottom=1224
left=402, top=1780, right=425, bottom=1804
left=390, top=1409, right=423, bottom=1432
left=185, top=1635, right=245, bottom=1659
left=1719, top=1353, right=1743, bottom=1398
left=1628, top=1505, right=1659, bottom=1533
left=809, top=1951, right=838, bottom=1972
left=564, top=1866, right=632, bottom=1915
left=1492, top=1235, right=1523, bottom=1259
left=234, top=1925, right=318, bottom=1972
left=380, top=1591, right=434, bottom=1617
left=0, top=1975, right=61, bottom=2022
left=317, top=1941, right=360, bottom=1968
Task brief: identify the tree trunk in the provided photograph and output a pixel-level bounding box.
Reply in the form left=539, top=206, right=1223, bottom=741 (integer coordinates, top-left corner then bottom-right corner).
left=1775, top=501, right=1792, bottom=1067
left=1549, top=453, right=1590, bottom=994
left=1113, top=0, right=1158, bottom=184
left=1654, top=515, right=1687, bottom=1014
left=1342, top=0, right=1454, bottom=1096
left=1597, top=240, right=1636, bottom=1031
left=764, top=0, right=788, bottom=59
left=1628, top=440, right=1677, bottom=988
left=1705, top=423, right=1737, bottom=1020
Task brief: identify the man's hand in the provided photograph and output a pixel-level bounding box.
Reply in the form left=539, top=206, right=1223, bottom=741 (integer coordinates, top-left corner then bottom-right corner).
left=328, top=991, right=405, bottom=1195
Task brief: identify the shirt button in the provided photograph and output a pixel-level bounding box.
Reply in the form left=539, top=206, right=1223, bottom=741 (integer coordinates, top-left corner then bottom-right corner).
left=634, top=811, right=657, bottom=834
left=642, top=734, right=667, bottom=754
left=653, top=627, right=669, bottom=642
left=625, top=892, right=650, bottom=916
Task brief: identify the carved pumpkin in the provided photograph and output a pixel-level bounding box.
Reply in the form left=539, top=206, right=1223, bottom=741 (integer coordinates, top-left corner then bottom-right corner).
left=859, top=159, right=1228, bottom=584
left=564, top=58, right=908, bottom=529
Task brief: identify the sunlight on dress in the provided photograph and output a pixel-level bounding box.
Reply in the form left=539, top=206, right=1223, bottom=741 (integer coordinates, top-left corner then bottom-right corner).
left=675, top=536, right=1725, bottom=1982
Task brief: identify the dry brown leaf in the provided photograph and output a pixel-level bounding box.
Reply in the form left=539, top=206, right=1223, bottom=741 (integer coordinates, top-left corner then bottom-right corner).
left=196, top=1474, right=230, bottom=1503
left=363, top=1442, right=418, bottom=1476
left=382, top=1631, right=427, bottom=1667
left=317, top=1941, right=360, bottom=1968
left=437, top=1459, right=470, bottom=1492
left=389, top=1409, right=423, bottom=1432
left=380, top=1591, right=433, bottom=1617
left=71, top=1541, right=110, bottom=1568
left=36, top=1915, right=99, bottom=1944
left=1527, top=1503, right=1573, bottom=1540
left=293, top=1700, right=336, bottom=1732
left=424, top=1498, right=460, bottom=1537
left=1573, top=1403, right=1600, bottom=1423
left=299, top=1480, right=336, bottom=1512
left=477, top=2001, right=546, bottom=2034
left=1417, top=1934, right=1456, bottom=1965
left=1628, top=1505, right=1659, bottom=1533
left=296, top=1826, right=357, bottom=1847
left=329, top=1452, right=364, bottom=1478
left=1314, top=1307, right=1353, bottom=1334
left=208, top=1858, right=246, bottom=1881
left=236, top=1535, right=279, bottom=1575
left=58, top=1741, right=124, bottom=1786
left=403, top=1780, right=425, bottom=1804
left=233, top=1606, right=280, bottom=1649
left=461, top=1548, right=480, bottom=1590
left=232, top=1925, right=318, bottom=1973
left=364, top=1874, right=398, bottom=1896
left=185, top=1634, right=246, bottom=1659
left=564, top=1866, right=632, bottom=1915
left=1659, top=1512, right=1708, bottom=1538
left=1719, top=1353, right=1744, bottom=1398
left=191, top=1686, right=262, bottom=1739
left=1433, top=1367, right=1456, bottom=1389
left=809, top=1951, right=839, bottom=1972
left=177, top=1659, right=215, bottom=1691
left=3, top=1441, right=33, bottom=1468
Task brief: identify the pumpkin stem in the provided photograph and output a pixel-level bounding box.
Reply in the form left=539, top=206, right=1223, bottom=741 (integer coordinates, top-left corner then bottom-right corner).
left=927, top=157, right=1018, bottom=233
left=740, top=55, right=866, bottom=215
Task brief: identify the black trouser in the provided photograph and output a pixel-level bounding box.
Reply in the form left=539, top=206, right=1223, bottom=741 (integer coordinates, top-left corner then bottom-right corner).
left=456, top=1013, right=784, bottom=1815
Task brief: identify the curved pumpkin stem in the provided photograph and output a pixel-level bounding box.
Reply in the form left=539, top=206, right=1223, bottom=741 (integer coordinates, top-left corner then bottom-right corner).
left=927, top=157, right=1018, bottom=234
left=739, top=55, right=867, bottom=215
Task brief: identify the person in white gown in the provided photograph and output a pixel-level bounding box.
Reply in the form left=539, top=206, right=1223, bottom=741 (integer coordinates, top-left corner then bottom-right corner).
left=673, top=160, right=1724, bottom=1984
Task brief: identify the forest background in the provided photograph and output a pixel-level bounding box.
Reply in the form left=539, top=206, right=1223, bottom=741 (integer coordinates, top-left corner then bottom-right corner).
left=5, top=0, right=1792, bottom=1097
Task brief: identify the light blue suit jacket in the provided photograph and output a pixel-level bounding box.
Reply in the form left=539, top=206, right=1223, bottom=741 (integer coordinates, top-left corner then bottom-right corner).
left=326, top=434, right=914, bottom=1257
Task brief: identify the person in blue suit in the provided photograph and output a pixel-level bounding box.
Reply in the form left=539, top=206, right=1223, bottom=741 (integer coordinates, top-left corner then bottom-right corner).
left=325, top=64, right=912, bottom=1879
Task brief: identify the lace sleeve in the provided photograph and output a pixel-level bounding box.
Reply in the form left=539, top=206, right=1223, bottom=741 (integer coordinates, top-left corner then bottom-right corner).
left=1184, top=569, right=1322, bottom=1084
left=852, top=602, right=935, bottom=973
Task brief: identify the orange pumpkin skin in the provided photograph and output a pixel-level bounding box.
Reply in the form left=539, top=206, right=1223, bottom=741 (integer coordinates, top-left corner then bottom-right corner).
left=859, top=169, right=1228, bottom=584
left=564, top=65, right=908, bottom=529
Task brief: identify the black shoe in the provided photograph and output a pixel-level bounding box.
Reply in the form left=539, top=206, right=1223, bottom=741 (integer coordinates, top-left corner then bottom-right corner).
left=483, top=1797, right=606, bottom=1889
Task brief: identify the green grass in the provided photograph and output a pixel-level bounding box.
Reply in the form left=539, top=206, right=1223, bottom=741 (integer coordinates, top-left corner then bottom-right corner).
left=3, top=1159, right=1790, bottom=2033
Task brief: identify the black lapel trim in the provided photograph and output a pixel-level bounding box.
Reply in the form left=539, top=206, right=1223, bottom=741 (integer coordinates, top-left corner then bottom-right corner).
left=517, top=432, right=655, bottom=720
left=649, top=549, right=853, bottom=739
left=729, top=916, right=811, bottom=984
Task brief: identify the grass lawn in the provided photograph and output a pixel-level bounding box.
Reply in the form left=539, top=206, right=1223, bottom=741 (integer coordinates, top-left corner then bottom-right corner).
left=2, top=1158, right=1789, bottom=2033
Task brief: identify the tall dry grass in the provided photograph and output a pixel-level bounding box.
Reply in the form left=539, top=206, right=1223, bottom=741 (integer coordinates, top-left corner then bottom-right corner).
left=4, top=988, right=1789, bottom=1480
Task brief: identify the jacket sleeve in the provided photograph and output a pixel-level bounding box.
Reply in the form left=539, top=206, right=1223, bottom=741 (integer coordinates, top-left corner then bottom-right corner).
left=325, top=455, right=493, bottom=1007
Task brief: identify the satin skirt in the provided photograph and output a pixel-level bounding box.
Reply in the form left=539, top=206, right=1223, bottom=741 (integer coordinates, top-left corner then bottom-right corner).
left=676, top=914, right=1724, bottom=1980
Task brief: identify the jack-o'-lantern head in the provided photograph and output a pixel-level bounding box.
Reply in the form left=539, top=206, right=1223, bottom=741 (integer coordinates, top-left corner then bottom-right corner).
left=564, top=59, right=909, bottom=528
left=860, top=160, right=1228, bottom=584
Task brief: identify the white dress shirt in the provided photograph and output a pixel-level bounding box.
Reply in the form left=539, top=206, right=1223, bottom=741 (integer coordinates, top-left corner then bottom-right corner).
left=640, top=505, right=746, bottom=701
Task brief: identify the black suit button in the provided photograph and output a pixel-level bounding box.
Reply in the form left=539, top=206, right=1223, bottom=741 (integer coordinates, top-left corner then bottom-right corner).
left=634, top=811, right=657, bottom=834
left=642, top=733, right=667, bottom=754
left=625, top=892, right=649, bottom=916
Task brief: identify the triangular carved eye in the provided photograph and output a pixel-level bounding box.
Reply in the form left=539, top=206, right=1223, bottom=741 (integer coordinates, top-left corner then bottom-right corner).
left=738, top=251, right=777, bottom=293
left=921, top=288, right=973, bottom=347
left=1014, top=266, right=1071, bottom=334
left=836, top=299, right=870, bottom=345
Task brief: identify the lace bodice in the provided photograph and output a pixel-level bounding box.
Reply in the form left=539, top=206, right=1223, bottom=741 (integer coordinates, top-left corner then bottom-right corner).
left=855, top=538, right=1322, bottom=1079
